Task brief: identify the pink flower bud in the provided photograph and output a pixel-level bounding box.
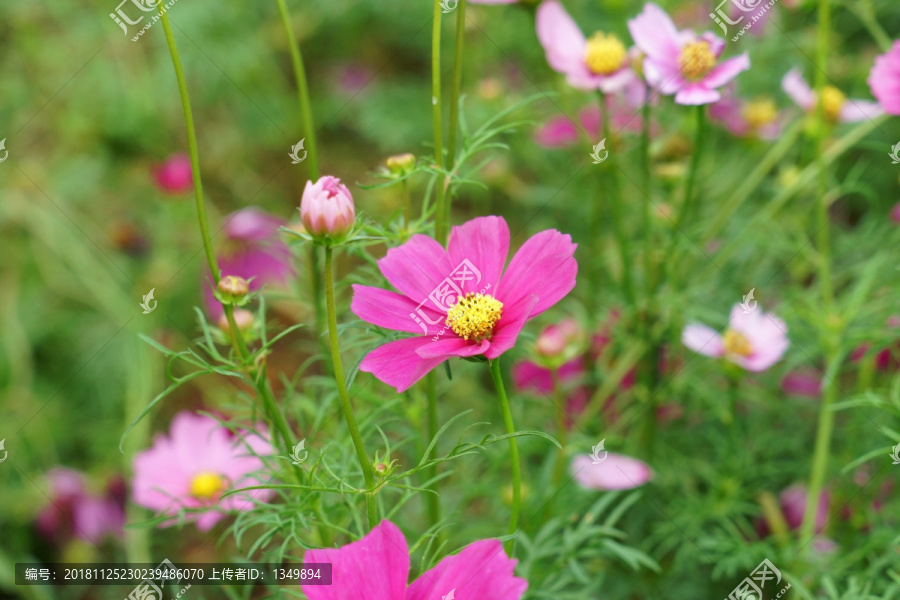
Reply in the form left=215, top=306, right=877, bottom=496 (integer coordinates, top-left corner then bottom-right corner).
left=535, top=319, right=582, bottom=358
left=153, top=153, right=193, bottom=194
left=300, top=176, right=355, bottom=240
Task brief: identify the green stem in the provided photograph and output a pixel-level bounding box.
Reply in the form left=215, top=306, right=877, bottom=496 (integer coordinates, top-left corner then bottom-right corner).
left=275, top=0, right=319, bottom=179
left=444, top=0, right=466, bottom=229
left=432, top=0, right=447, bottom=243
left=674, top=105, right=706, bottom=229
left=402, top=179, right=411, bottom=233
left=324, top=246, right=379, bottom=529
left=801, top=0, right=835, bottom=547
left=489, top=359, right=520, bottom=554
left=550, top=369, right=567, bottom=494
left=424, top=372, right=442, bottom=536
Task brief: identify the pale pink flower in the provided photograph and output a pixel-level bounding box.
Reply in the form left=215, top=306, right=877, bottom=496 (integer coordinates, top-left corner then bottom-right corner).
left=782, top=68, right=883, bottom=123
left=152, top=153, right=193, bottom=194
left=300, top=176, right=356, bottom=239
left=35, top=469, right=125, bottom=544
left=352, top=216, right=577, bottom=392
left=781, top=369, right=821, bottom=398
left=868, top=41, right=900, bottom=115
left=132, top=412, right=274, bottom=531
left=570, top=453, right=653, bottom=490
left=682, top=304, right=788, bottom=371
left=536, top=0, right=637, bottom=93
left=628, top=2, right=749, bottom=105
left=302, top=520, right=527, bottom=600
left=709, top=87, right=783, bottom=139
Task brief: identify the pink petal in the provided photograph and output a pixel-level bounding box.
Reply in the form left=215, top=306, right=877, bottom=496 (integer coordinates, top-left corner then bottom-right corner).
left=536, top=0, right=587, bottom=76
left=511, top=361, right=554, bottom=394
left=699, top=31, right=725, bottom=58
left=868, top=41, right=900, bottom=115
left=484, top=295, right=539, bottom=359
left=534, top=115, right=580, bottom=148
left=839, top=99, right=884, bottom=122
left=570, top=453, right=653, bottom=490
left=359, top=337, right=449, bottom=393
left=782, top=68, right=815, bottom=110
left=496, top=230, right=577, bottom=319
left=416, top=337, right=490, bottom=359
left=644, top=58, right=685, bottom=94
left=447, top=216, right=510, bottom=295
left=352, top=284, right=443, bottom=335
left=598, top=67, right=638, bottom=94
left=702, top=53, right=750, bottom=89
left=682, top=324, right=724, bottom=357
left=303, top=521, right=410, bottom=600
left=627, top=2, right=682, bottom=62
left=408, top=540, right=527, bottom=600
left=675, top=84, right=722, bottom=105
left=378, top=234, right=453, bottom=303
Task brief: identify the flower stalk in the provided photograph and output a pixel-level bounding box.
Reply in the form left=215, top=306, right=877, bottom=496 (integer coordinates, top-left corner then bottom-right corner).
left=489, top=358, right=520, bottom=554
left=432, top=0, right=448, bottom=243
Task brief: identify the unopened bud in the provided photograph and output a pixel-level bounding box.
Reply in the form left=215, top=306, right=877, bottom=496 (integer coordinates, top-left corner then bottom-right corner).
left=385, top=153, right=416, bottom=176
left=300, top=175, right=356, bottom=242
left=217, top=276, right=250, bottom=304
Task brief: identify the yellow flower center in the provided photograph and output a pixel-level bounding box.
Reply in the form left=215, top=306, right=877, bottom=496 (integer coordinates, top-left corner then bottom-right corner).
left=445, top=293, right=503, bottom=341
left=584, top=32, right=627, bottom=75
left=817, top=85, right=846, bottom=122
left=190, top=472, right=225, bottom=500
left=741, top=98, right=778, bottom=130
left=723, top=329, right=753, bottom=357
left=678, top=41, right=716, bottom=81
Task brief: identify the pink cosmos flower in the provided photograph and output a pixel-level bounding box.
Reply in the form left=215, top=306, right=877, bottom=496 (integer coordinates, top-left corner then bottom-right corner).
left=352, top=216, right=577, bottom=392
left=132, top=412, right=274, bottom=531
left=536, top=0, right=636, bottom=93
left=781, top=369, right=822, bottom=398
left=868, top=41, right=900, bottom=115
left=35, top=468, right=125, bottom=544
left=783, top=69, right=883, bottom=123
left=152, top=153, right=193, bottom=194
left=302, top=520, right=527, bottom=600
left=628, top=3, right=750, bottom=105
left=570, top=453, right=653, bottom=490
left=709, top=87, right=782, bottom=139
left=203, top=208, right=294, bottom=319
left=300, top=175, right=356, bottom=239
left=682, top=304, right=788, bottom=371
left=534, top=99, right=646, bottom=148
left=755, top=484, right=829, bottom=538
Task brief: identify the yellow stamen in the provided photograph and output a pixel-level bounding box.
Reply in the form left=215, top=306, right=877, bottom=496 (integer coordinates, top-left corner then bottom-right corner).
left=679, top=41, right=716, bottom=81
left=190, top=472, right=225, bottom=500
left=817, top=85, right=846, bottom=122
left=741, top=98, right=778, bottom=130
left=723, top=329, right=753, bottom=357
left=584, top=32, right=627, bottom=76
left=445, top=293, right=503, bottom=341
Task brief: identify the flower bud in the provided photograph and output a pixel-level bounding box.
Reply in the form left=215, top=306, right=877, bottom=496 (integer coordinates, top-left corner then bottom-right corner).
left=153, top=153, right=193, bottom=194
left=300, top=176, right=356, bottom=241
left=535, top=319, right=582, bottom=358
left=217, top=276, right=250, bottom=304
left=217, top=309, right=255, bottom=334
left=385, top=153, right=416, bottom=176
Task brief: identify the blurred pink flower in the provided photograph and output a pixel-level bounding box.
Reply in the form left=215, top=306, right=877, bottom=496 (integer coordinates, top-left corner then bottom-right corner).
left=729, top=1, right=777, bottom=36
left=781, top=369, right=822, bottom=397
left=352, top=216, right=577, bottom=392
left=204, top=208, right=294, bottom=319
left=536, top=0, right=637, bottom=93
left=512, top=358, right=583, bottom=393
left=782, top=69, right=883, bottom=122
left=570, top=453, right=653, bottom=490
left=35, top=468, right=125, bottom=544
left=891, top=203, right=900, bottom=223
left=780, top=484, right=829, bottom=533
left=300, top=175, right=356, bottom=239
left=302, top=520, right=527, bottom=600
left=628, top=3, right=749, bottom=105
left=152, top=153, right=193, bottom=194
left=868, top=41, right=900, bottom=115
left=709, top=88, right=782, bottom=139
left=534, top=99, right=646, bottom=148
left=851, top=316, right=900, bottom=371
left=682, top=304, right=789, bottom=371
left=132, top=412, right=274, bottom=531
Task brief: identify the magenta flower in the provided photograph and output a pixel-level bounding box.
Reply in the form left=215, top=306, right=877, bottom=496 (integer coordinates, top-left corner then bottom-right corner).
left=628, top=3, right=749, bottom=105
left=868, top=41, right=900, bottom=115
left=709, top=87, right=782, bottom=140
left=570, top=453, right=653, bottom=490
left=302, top=520, right=527, bottom=600
left=132, top=412, right=274, bottom=531
left=300, top=175, right=356, bottom=240
left=152, top=153, right=193, bottom=194
left=780, top=484, right=829, bottom=533
left=35, top=468, right=125, bottom=544
left=352, top=216, right=577, bottom=392
left=203, top=208, right=294, bottom=319
left=783, top=69, right=883, bottom=123
left=536, top=0, right=636, bottom=93
left=682, top=304, right=788, bottom=372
